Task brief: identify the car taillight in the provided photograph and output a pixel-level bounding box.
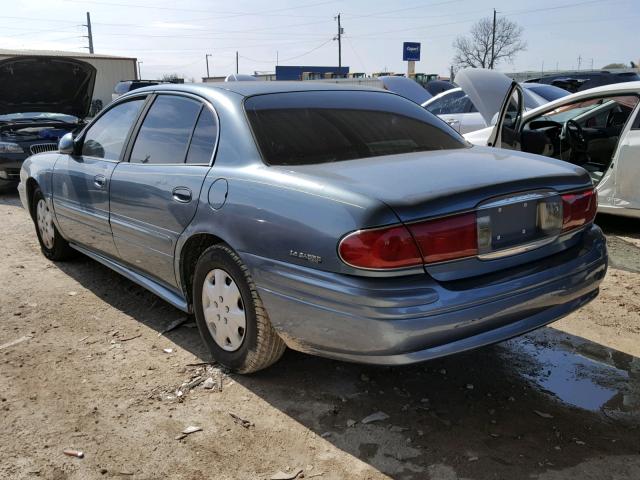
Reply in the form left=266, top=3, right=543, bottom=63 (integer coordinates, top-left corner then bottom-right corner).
left=339, top=224, right=422, bottom=269
left=561, top=188, right=597, bottom=232
left=339, top=212, right=478, bottom=270
left=407, top=212, right=478, bottom=263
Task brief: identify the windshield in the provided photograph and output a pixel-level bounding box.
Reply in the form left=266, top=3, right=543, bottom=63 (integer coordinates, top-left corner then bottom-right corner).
left=0, top=112, right=78, bottom=123
left=245, top=91, right=468, bottom=166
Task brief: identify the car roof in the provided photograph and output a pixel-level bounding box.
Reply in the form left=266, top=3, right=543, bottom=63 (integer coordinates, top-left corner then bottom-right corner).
left=131, top=81, right=384, bottom=99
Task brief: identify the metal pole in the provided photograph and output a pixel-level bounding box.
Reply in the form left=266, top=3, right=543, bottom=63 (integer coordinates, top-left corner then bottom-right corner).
left=276, top=51, right=279, bottom=66
left=86, top=12, right=94, bottom=54
left=236, top=51, right=239, bottom=74
left=490, top=8, right=496, bottom=69
left=137, top=61, right=143, bottom=79
left=337, top=13, right=342, bottom=71
left=205, top=54, right=211, bottom=78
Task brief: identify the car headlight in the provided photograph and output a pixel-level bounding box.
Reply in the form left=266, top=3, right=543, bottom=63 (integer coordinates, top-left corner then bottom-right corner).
left=0, top=142, right=24, bottom=154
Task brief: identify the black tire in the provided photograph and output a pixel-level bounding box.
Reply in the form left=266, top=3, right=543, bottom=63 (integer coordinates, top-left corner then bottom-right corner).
left=192, top=244, right=286, bottom=373
left=31, top=187, right=74, bottom=261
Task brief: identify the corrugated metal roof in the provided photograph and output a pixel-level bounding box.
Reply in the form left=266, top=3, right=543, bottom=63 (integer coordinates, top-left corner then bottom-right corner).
left=0, top=49, right=136, bottom=61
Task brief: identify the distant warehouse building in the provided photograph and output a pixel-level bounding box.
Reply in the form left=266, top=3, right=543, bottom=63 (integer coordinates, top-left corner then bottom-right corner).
left=0, top=49, right=137, bottom=111
left=275, top=65, right=349, bottom=80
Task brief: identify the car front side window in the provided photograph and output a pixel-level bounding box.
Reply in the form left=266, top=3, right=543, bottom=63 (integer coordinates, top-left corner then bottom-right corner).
left=81, top=99, right=145, bottom=160
left=130, top=95, right=202, bottom=165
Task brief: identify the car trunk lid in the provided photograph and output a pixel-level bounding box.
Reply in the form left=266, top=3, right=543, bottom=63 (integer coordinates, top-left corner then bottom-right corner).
left=275, top=147, right=593, bottom=279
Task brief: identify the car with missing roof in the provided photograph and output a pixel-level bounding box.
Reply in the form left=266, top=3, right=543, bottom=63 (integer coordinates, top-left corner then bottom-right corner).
left=19, top=81, right=607, bottom=372
left=0, top=55, right=95, bottom=190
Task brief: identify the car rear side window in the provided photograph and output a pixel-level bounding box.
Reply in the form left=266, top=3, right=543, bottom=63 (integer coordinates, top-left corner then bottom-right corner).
left=130, top=95, right=201, bottom=164
left=82, top=99, right=144, bottom=160
left=185, top=108, right=217, bottom=164
left=246, top=91, right=467, bottom=166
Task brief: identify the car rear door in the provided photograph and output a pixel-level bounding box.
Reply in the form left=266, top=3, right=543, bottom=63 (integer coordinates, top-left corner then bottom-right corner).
left=52, top=97, right=146, bottom=258
left=108, top=92, right=218, bottom=288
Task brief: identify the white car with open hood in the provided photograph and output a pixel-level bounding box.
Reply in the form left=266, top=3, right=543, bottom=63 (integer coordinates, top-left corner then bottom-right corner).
left=460, top=68, right=640, bottom=219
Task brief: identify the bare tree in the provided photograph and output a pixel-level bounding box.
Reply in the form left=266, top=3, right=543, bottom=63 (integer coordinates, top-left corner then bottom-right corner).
left=453, top=16, right=526, bottom=69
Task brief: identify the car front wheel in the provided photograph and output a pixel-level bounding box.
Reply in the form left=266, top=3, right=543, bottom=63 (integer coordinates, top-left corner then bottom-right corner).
left=192, top=244, right=286, bottom=373
left=32, top=187, right=74, bottom=261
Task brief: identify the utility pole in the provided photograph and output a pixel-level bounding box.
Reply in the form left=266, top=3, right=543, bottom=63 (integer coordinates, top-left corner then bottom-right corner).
left=335, top=13, right=342, bottom=71
left=541, top=60, right=544, bottom=76
left=84, top=11, right=94, bottom=54
left=236, top=51, right=239, bottom=74
left=205, top=53, right=212, bottom=78
left=577, top=54, right=582, bottom=70
left=137, top=61, right=143, bottom=79
left=490, top=8, right=496, bottom=69
left=276, top=51, right=279, bottom=66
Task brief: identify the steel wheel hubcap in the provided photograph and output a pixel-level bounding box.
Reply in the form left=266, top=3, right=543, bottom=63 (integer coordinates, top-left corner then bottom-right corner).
left=36, top=199, right=55, bottom=250
left=202, top=268, right=246, bottom=352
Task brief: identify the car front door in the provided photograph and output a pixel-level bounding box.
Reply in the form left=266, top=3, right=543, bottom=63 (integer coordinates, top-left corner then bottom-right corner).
left=613, top=103, right=640, bottom=211
left=52, top=97, right=146, bottom=258
left=109, top=93, right=218, bottom=288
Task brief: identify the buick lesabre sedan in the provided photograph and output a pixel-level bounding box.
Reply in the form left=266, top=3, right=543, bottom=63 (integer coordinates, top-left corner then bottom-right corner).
left=19, top=82, right=607, bottom=373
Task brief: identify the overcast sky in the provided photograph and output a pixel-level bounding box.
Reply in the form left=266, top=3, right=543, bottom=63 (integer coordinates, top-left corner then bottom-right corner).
left=3, top=0, right=639, bottom=80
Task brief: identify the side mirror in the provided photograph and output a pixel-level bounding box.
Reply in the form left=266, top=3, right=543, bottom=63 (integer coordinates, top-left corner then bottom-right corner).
left=58, top=132, right=76, bottom=155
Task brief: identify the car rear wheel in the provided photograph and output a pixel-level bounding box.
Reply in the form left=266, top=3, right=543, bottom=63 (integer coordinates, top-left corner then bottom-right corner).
left=32, top=187, right=74, bottom=261
left=192, top=244, right=286, bottom=373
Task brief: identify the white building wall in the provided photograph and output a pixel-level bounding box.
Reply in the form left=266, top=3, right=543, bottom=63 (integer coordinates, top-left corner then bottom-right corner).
left=81, top=57, right=137, bottom=108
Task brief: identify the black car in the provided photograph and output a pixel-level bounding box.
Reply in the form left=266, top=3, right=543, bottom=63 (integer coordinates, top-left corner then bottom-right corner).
left=527, top=70, right=640, bottom=93
left=0, top=55, right=96, bottom=190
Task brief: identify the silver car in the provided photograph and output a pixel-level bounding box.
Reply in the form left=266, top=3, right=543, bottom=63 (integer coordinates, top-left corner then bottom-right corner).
left=19, top=82, right=606, bottom=373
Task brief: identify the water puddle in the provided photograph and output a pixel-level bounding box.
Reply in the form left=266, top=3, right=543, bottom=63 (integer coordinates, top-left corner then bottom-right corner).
left=503, top=333, right=640, bottom=413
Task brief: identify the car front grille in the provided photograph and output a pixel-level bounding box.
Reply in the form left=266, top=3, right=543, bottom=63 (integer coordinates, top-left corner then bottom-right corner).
left=30, top=143, right=58, bottom=155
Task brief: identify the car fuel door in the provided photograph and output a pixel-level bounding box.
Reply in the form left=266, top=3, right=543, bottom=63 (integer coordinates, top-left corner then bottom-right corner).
left=487, top=81, right=525, bottom=151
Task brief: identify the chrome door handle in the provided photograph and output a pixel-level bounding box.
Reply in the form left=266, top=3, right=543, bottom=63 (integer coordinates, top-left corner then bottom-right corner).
left=94, top=174, right=106, bottom=188
left=172, top=186, right=192, bottom=203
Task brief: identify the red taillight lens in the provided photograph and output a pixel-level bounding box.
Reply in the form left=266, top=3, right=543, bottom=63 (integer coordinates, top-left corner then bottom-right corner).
left=339, top=212, right=479, bottom=270
left=339, top=224, right=422, bottom=269
left=407, top=212, right=478, bottom=263
left=561, top=188, right=597, bottom=232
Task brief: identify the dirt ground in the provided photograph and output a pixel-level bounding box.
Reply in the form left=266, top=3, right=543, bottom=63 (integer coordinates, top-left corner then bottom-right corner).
left=1, top=191, right=639, bottom=480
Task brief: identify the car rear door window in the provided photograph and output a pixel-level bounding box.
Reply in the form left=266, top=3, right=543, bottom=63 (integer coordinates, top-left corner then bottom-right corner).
left=185, top=108, right=217, bottom=164
left=246, top=91, right=467, bottom=166
left=425, top=90, right=467, bottom=115
left=81, top=99, right=144, bottom=160
left=130, top=95, right=201, bottom=164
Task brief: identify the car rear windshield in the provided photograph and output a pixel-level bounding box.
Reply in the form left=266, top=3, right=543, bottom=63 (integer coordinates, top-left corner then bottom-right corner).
left=245, top=91, right=467, bottom=166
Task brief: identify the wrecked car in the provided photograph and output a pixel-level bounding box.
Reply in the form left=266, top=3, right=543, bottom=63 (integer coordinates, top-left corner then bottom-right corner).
left=0, top=55, right=95, bottom=190
left=20, top=82, right=606, bottom=373
left=461, top=68, right=640, bottom=219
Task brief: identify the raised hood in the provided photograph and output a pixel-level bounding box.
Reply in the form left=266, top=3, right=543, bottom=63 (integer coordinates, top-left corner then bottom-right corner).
left=0, top=56, right=96, bottom=117
left=455, top=68, right=513, bottom=126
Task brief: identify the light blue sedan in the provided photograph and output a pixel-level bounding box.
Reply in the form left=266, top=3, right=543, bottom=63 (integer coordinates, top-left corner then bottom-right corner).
left=19, top=82, right=607, bottom=372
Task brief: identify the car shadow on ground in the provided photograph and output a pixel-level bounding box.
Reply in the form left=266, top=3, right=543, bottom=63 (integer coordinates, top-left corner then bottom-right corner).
left=50, top=245, right=640, bottom=479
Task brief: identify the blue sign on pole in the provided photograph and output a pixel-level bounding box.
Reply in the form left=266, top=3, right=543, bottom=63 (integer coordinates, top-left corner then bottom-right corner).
left=403, top=42, right=421, bottom=62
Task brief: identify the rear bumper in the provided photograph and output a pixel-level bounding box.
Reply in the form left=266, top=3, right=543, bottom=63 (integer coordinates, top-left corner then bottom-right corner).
left=243, top=224, right=607, bottom=365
